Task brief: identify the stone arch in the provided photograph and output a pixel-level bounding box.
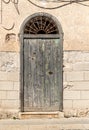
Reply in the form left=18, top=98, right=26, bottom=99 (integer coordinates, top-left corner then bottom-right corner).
left=20, top=12, right=63, bottom=112
left=20, top=12, right=63, bottom=38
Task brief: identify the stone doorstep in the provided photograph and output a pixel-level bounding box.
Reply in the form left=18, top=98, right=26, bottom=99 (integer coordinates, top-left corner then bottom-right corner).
left=19, top=111, right=64, bottom=119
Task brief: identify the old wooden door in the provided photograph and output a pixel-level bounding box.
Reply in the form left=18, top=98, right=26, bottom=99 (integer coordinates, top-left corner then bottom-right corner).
left=23, top=38, right=62, bottom=112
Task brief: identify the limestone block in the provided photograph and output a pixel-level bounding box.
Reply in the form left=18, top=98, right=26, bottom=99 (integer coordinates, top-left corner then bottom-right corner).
left=0, top=91, right=7, bottom=99
left=6, top=91, right=19, bottom=100
left=0, top=82, right=14, bottom=90
left=64, top=81, right=89, bottom=91
left=0, top=72, right=8, bottom=81
left=63, top=100, right=73, bottom=109
left=63, top=82, right=74, bottom=90
left=82, top=52, right=89, bottom=62
left=73, top=62, right=89, bottom=71
left=81, top=91, right=89, bottom=99
left=0, top=52, right=20, bottom=72
left=13, top=82, right=20, bottom=91
left=67, top=82, right=89, bottom=91
left=63, top=52, right=69, bottom=61
left=1, top=100, right=20, bottom=109
left=67, top=51, right=89, bottom=63
left=7, top=72, right=20, bottom=81
left=63, top=63, right=73, bottom=71
left=73, top=100, right=89, bottom=108
left=66, top=71, right=84, bottom=81
left=63, top=72, right=66, bottom=82
left=64, top=90, right=80, bottom=99
left=63, top=82, right=69, bottom=90
left=67, top=52, right=83, bottom=63
left=84, top=71, right=89, bottom=80
left=0, top=72, right=19, bottom=81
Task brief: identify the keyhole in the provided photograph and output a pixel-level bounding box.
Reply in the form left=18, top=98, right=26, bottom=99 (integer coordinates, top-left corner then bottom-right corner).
left=32, top=57, right=34, bottom=60
left=32, top=57, right=35, bottom=60
left=33, top=52, right=36, bottom=55
left=49, top=71, right=53, bottom=75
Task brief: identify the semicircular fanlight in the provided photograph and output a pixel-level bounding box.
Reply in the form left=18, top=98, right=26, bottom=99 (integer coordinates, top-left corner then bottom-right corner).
left=24, top=16, right=59, bottom=34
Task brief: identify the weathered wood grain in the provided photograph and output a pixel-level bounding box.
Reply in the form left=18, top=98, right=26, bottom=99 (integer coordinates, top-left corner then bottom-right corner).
left=23, top=38, right=62, bottom=112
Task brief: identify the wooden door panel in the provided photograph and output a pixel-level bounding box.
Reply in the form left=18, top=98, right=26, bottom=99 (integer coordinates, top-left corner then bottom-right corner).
left=43, top=39, right=61, bottom=110
left=23, top=38, right=62, bottom=112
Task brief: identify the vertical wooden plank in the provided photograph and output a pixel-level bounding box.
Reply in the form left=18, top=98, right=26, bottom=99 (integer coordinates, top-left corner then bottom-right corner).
left=43, top=39, right=52, bottom=108
left=50, top=40, right=56, bottom=107
left=28, top=39, right=38, bottom=109
left=20, top=37, right=24, bottom=112
left=43, top=39, right=61, bottom=111
left=35, top=39, right=44, bottom=108
left=24, top=39, right=46, bottom=111
left=23, top=39, right=29, bottom=110
left=53, top=39, right=61, bottom=109
left=55, top=39, right=63, bottom=110
left=27, top=39, right=33, bottom=107
left=23, top=38, right=62, bottom=112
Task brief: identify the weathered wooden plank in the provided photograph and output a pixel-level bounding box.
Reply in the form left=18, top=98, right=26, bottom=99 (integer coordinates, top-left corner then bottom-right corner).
left=37, top=40, right=44, bottom=108
left=53, top=39, right=61, bottom=108
left=55, top=39, right=63, bottom=111
left=23, top=38, right=62, bottom=112
left=44, top=39, right=60, bottom=111
left=28, top=39, right=33, bottom=107
left=29, top=40, right=38, bottom=108
left=44, top=40, right=52, bottom=108
left=23, top=39, right=29, bottom=109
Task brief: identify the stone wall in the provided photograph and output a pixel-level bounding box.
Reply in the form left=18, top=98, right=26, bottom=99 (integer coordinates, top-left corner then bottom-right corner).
left=0, top=0, right=89, bottom=118
left=0, top=52, right=20, bottom=118
left=0, top=51, right=89, bottom=118
left=0, top=1, right=89, bottom=51
left=63, top=51, right=89, bottom=117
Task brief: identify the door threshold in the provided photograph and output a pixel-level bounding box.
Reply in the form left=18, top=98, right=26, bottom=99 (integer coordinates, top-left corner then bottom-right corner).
left=19, top=111, right=64, bottom=119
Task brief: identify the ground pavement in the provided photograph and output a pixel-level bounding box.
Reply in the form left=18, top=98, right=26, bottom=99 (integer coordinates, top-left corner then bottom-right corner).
left=0, top=118, right=89, bottom=130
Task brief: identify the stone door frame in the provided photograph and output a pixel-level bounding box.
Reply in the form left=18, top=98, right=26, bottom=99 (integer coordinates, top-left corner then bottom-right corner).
left=19, top=12, right=63, bottom=112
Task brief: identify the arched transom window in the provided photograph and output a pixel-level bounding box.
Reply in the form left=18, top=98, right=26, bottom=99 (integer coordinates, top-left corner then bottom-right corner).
left=24, top=16, right=59, bottom=34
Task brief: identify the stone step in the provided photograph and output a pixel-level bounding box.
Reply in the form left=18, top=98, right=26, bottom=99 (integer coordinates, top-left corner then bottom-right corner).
left=0, top=118, right=89, bottom=130
left=19, top=112, right=64, bottom=119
